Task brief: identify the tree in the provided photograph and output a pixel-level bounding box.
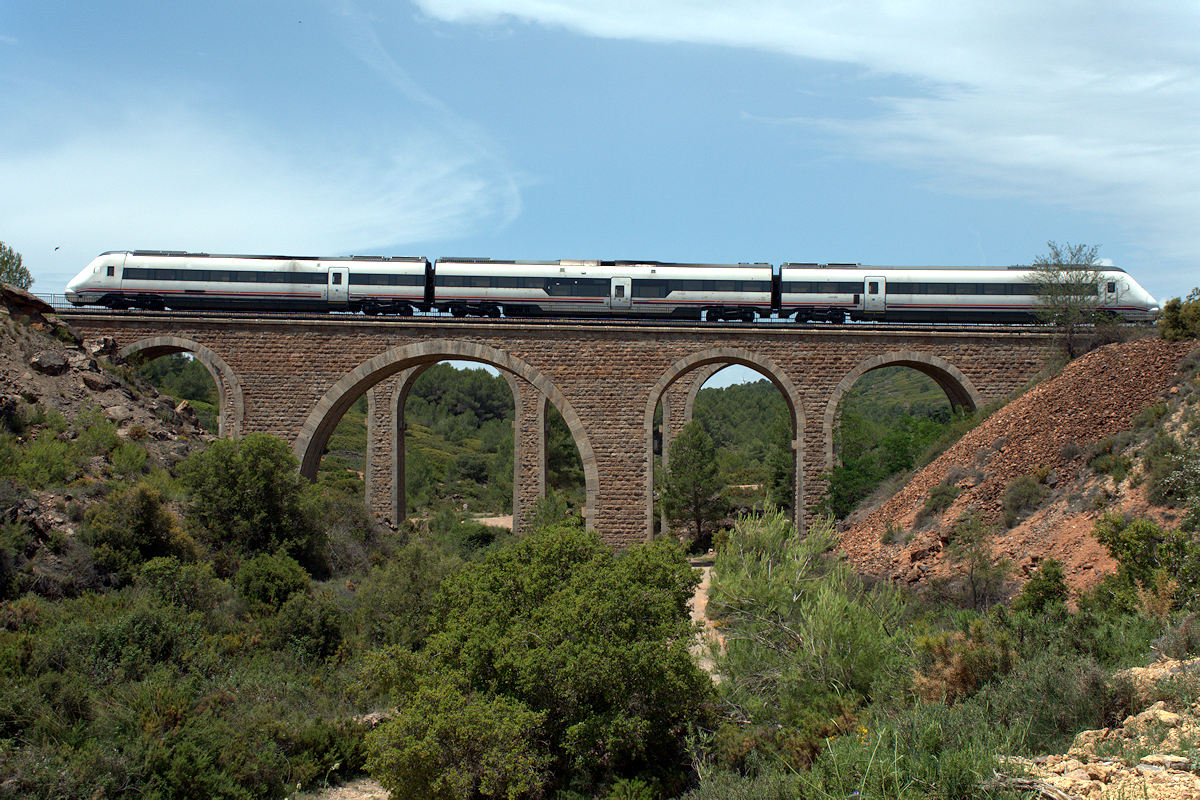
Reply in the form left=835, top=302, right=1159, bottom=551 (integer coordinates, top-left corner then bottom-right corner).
left=660, top=420, right=729, bottom=548
left=0, top=241, right=32, bottom=290
left=1159, top=288, right=1200, bottom=341
left=1031, top=241, right=1104, bottom=358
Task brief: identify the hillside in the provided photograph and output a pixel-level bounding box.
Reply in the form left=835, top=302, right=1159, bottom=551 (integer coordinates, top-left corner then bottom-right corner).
left=838, top=336, right=1200, bottom=594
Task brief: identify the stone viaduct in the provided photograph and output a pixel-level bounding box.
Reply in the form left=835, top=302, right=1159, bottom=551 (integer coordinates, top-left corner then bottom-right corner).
left=63, top=312, right=1058, bottom=546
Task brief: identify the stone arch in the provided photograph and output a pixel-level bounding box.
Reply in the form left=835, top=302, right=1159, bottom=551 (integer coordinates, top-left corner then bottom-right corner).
left=118, top=336, right=244, bottom=438
left=823, top=350, right=981, bottom=470
left=645, top=347, right=806, bottom=537
left=295, top=340, right=599, bottom=528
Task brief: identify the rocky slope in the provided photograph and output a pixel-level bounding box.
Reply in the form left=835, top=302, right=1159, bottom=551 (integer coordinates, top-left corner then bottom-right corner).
left=1, top=284, right=209, bottom=591
left=998, top=657, right=1200, bottom=800
left=838, top=336, right=1199, bottom=595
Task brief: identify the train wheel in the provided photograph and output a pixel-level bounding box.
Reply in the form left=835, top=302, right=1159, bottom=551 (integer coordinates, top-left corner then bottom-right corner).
left=740, top=310, right=755, bottom=322
left=362, top=302, right=379, bottom=316
left=486, top=305, right=501, bottom=318
left=705, top=309, right=719, bottom=322
left=450, top=306, right=467, bottom=318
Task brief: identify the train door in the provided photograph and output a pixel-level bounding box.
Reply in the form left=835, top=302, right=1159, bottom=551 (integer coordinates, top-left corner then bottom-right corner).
left=864, top=276, right=885, bottom=313
left=610, top=277, right=632, bottom=311
left=1102, top=277, right=1119, bottom=308
left=327, top=268, right=349, bottom=306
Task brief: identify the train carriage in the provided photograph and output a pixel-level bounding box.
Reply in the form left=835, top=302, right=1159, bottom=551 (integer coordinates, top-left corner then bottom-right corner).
left=65, top=252, right=1160, bottom=324
left=432, top=258, right=773, bottom=320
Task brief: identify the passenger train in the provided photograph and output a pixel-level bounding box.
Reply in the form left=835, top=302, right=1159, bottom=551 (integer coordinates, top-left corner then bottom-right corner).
left=64, top=250, right=1161, bottom=324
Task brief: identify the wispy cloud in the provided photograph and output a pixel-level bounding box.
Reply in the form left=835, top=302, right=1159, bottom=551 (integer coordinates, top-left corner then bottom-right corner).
left=415, top=1, right=1200, bottom=267
left=0, top=106, right=516, bottom=288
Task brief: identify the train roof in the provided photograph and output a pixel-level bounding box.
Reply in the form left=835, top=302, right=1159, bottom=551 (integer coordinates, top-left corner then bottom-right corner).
left=437, top=257, right=771, bottom=269
left=780, top=262, right=1128, bottom=273
left=114, top=250, right=427, bottom=263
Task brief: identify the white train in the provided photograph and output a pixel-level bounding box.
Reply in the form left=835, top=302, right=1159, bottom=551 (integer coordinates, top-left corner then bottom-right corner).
left=64, top=250, right=1161, bottom=323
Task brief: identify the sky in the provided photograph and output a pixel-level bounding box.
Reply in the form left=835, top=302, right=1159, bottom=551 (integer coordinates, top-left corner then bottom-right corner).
left=3, top=1, right=1198, bottom=387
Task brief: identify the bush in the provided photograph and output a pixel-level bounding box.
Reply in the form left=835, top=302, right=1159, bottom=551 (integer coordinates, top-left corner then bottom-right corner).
left=110, top=440, right=148, bottom=477
left=918, top=480, right=961, bottom=523
left=179, top=433, right=327, bottom=576
left=1159, top=288, right=1200, bottom=341
left=709, top=513, right=908, bottom=767
left=1087, top=434, right=1133, bottom=482
left=409, top=525, right=711, bottom=793
left=1001, top=475, right=1047, bottom=527
left=1012, top=558, right=1069, bottom=614
left=273, top=590, right=343, bottom=661
left=366, top=679, right=549, bottom=800
left=82, top=483, right=194, bottom=583
left=235, top=552, right=309, bottom=611
left=355, top=542, right=460, bottom=649
left=138, top=556, right=227, bottom=612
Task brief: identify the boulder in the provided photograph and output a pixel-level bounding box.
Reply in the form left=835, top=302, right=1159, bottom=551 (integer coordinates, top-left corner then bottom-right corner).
left=83, top=337, right=119, bottom=358
left=81, top=372, right=115, bottom=392
left=67, top=352, right=97, bottom=372
left=104, top=405, right=133, bottom=423
left=29, top=351, right=68, bottom=375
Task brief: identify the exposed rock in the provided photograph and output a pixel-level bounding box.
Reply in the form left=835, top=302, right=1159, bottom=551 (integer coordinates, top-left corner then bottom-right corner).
left=66, top=352, right=97, bottom=372
left=104, top=405, right=133, bottom=423
left=1, top=283, right=54, bottom=315
left=80, top=372, right=115, bottom=392
left=83, top=336, right=119, bottom=358
left=29, top=351, right=68, bottom=375
left=175, top=400, right=197, bottom=422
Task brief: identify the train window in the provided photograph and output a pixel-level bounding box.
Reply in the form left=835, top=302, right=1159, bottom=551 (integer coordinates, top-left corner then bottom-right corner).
left=106, top=266, right=115, bottom=277
left=331, top=273, right=342, bottom=285
left=1107, top=281, right=1116, bottom=293
left=868, top=282, right=879, bottom=294
left=633, top=280, right=668, bottom=298
left=615, top=284, right=625, bottom=298
left=522, top=277, right=545, bottom=289
left=470, top=276, right=492, bottom=288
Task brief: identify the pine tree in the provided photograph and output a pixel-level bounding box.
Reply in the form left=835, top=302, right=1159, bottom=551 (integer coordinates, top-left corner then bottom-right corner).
left=661, top=421, right=729, bottom=548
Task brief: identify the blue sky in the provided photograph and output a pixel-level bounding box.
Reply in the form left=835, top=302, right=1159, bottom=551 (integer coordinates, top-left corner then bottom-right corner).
left=3, top=2, right=1198, bottom=385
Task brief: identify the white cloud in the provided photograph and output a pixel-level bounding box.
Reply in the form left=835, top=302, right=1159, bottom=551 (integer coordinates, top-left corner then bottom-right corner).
left=0, top=106, right=520, bottom=289
left=414, top=1, right=1200, bottom=263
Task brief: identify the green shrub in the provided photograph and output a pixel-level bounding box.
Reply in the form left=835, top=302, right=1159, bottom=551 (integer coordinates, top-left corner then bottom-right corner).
left=235, top=552, right=308, bottom=611
left=354, top=542, right=460, bottom=649
left=919, top=481, right=961, bottom=522
left=111, top=440, right=148, bottom=477
left=1087, top=435, right=1133, bottom=482
left=1159, top=288, right=1200, bottom=341
left=273, top=590, right=343, bottom=661
left=82, top=483, right=194, bottom=583
left=366, top=679, right=549, bottom=800
left=1143, top=434, right=1188, bottom=505
left=179, top=433, right=327, bottom=576
left=1012, top=558, right=1068, bottom=614
left=408, top=525, right=711, bottom=793
left=73, top=406, right=119, bottom=458
left=709, top=513, right=908, bottom=767
left=138, top=557, right=227, bottom=612
left=11, top=435, right=76, bottom=488
left=1001, top=475, right=1047, bottom=527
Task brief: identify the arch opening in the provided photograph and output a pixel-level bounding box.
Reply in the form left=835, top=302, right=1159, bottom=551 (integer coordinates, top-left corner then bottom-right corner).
left=296, top=341, right=598, bottom=532
left=821, top=352, right=980, bottom=520
left=646, top=349, right=805, bottom=541
left=118, top=336, right=244, bottom=438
